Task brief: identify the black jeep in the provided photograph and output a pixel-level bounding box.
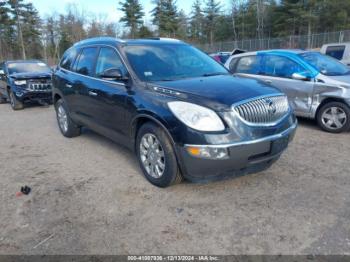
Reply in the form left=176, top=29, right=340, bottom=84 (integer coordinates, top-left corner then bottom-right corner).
left=0, top=60, right=52, bottom=110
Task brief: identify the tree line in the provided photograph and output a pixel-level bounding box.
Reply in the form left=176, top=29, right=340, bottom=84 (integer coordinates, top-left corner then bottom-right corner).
left=1, top=0, right=350, bottom=64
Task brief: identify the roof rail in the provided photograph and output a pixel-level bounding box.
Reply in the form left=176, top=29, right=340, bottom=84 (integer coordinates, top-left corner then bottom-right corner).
left=142, top=37, right=181, bottom=42
left=73, top=36, right=125, bottom=46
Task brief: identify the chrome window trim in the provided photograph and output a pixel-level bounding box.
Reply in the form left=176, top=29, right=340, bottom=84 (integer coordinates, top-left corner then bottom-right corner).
left=58, top=44, right=133, bottom=87
left=184, top=120, right=297, bottom=149
left=231, top=94, right=291, bottom=127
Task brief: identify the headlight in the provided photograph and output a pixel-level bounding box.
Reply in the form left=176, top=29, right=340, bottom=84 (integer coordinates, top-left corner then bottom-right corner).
left=168, top=101, right=225, bottom=131
left=14, top=80, right=27, bottom=86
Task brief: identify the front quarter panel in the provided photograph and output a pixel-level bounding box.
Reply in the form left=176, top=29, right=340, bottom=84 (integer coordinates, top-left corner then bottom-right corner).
left=311, top=75, right=350, bottom=117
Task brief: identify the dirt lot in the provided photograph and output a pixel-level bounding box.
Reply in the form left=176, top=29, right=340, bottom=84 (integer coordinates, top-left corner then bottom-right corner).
left=0, top=103, right=349, bottom=255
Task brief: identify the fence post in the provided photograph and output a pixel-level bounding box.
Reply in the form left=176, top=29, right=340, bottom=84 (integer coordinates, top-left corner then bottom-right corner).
left=339, top=31, right=344, bottom=43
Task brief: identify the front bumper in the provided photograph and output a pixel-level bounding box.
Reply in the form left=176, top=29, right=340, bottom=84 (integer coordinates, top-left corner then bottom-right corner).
left=176, top=121, right=297, bottom=182
left=15, top=90, right=52, bottom=102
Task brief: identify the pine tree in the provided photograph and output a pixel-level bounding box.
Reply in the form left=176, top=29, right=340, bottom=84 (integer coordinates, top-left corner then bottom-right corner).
left=189, top=0, right=204, bottom=42
left=203, top=0, right=221, bottom=45
left=119, top=0, right=144, bottom=38
left=152, top=0, right=178, bottom=37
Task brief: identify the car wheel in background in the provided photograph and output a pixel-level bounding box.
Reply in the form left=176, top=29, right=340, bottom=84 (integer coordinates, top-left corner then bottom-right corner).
left=317, top=101, right=350, bottom=133
left=136, top=122, right=183, bottom=187
left=55, top=99, right=81, bottom=138
left=8, top=90, right=24, bottom=110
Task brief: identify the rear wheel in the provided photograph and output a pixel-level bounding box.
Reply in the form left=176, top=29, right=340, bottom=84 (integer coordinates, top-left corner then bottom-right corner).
left=55, top=99, right=81, bottom=137
left=9, top=90, right=24, bottom=110
left=317, top=102, right=350, bottom=133
left=136, top=122, right=182, bottom=187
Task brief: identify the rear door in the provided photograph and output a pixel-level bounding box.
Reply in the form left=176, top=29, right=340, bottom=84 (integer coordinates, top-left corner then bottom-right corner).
left=258, top=54, right=315, bottom=116
left=71, top=47, right=99, bottom=126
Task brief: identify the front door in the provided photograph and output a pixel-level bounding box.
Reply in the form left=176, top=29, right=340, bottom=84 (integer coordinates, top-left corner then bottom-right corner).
left=258, top=54, right=315, bottom=117
left=86, top=46, right=130, bottom=138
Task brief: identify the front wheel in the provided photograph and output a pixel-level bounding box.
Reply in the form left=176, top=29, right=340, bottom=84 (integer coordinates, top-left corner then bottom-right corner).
left=136, top=122, right=183, bottom=187
left=317, top=102, right=350, bottom=133
left=55, top=99, right=81, bottom=137
left=9, top=90, right=24, bottom=110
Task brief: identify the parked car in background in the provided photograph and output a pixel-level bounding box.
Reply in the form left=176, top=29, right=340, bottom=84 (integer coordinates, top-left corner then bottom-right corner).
left=53, top=37, right=297, bottom=187
left=0, top=60, right=52, bottom=110
left=320, top=43, right=350, bottom=66
left=210, top=49, right=246, bottom=64
left=225, top=50, right=350, bottom=133
left=210, top=52, right=232, bottom=64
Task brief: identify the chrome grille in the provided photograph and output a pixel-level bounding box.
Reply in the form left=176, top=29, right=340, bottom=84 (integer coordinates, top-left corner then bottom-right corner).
left=233, top=95, right=289, bottom=125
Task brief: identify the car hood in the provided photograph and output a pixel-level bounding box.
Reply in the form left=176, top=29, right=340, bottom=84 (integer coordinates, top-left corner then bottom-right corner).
left=152, top=75, right=282, bottom=111
left=10, top=72, right=51, bottom=80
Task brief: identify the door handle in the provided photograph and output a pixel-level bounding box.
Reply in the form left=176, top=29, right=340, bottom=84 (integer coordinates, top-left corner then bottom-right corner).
left=264, top=80, right=272, bottom=84
left=66, top=84, right=72, bottom=88
left=88, top=90, right=98, bottom=96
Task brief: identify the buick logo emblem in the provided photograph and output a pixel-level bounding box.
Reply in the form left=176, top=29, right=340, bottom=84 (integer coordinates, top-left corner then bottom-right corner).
left=265, top=98, right=277, bottom=114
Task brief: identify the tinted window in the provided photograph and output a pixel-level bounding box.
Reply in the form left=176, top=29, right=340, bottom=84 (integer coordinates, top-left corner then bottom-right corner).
left=123, top=44, right=228, bottom=82
left=235, top=56, right=261, bottom=74
left=60, top=48, right=78, bottom=70
left=299, top=52, right=350, bottom=76
left=326, top=45, right=345, bottom=60
left=76, top=47, right=98, bottom=76
left=7, top=62, right=51, bottom=75
left=263, top=55, right=307, bottom=78
left=95, top=47, right=127, bottom=77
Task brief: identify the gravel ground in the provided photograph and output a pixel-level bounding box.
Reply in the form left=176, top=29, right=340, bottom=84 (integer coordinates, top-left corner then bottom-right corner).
left=0, top=103, right=349, bottom=255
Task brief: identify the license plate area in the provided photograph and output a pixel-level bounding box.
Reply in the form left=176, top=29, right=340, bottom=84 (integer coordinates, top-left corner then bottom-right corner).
left=270, top=135, right=289, bottom=154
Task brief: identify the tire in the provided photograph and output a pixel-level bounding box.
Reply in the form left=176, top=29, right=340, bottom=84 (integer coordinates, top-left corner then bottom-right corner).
left=317, top=101, right=350, bottom=133
left=136, top=122, right=183, bottom=187
left=8, top=90, right=24, bottom=110
left=54, top=99, right=81, bottom=138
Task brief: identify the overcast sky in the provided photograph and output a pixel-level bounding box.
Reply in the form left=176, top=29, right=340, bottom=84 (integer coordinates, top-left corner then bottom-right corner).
left=31, top=0, right=231, bottom=24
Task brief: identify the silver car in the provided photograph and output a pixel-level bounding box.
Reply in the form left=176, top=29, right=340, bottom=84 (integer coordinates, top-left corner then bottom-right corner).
left=225, top=50, right=350, bottom=133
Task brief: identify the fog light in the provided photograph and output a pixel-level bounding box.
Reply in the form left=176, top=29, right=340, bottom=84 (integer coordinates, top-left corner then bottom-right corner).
left=16, top=91, right=23, bottom=97
left=186, top=146, right=228, bottom=159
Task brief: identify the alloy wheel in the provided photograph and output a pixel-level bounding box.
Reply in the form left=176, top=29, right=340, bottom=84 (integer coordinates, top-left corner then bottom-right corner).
left=9, top=92, right=15, bottom=108
left=57, top=105, right=68, bottom=133
left=321, top=106, right=347, bottom=130
left=139, top=133, right=166, bottom=178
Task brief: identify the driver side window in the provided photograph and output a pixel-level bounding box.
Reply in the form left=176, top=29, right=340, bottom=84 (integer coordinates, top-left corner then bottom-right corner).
left=263, top=55, right=309, bottom=79
left=95, top=47, right=127, bottom=78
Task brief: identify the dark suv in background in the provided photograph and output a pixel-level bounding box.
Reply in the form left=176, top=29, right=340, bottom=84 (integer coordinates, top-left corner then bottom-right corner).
left=0, top=60, right=52, bottom=110
left=53, top=37, right=297, bottom=187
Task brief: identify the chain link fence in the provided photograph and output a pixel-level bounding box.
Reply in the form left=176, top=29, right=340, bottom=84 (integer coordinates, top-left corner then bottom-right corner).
left=196, top=30, right=350, bottom=53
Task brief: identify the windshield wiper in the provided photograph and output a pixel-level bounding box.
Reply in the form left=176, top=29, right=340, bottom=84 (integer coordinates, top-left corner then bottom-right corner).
left=201, top=72, right=229, bottom=77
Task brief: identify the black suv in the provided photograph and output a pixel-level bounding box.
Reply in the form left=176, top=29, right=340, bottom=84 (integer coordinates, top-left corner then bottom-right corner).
left=53, top=37, right=297, bottom=187
left=0, top=60, right=52, bottom=110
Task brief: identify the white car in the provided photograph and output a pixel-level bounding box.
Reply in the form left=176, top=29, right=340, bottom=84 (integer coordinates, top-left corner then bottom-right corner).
left=320, top=43, right=350, bottom=66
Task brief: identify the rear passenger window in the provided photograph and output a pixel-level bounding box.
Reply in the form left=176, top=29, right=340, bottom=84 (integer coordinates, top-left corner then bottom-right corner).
left=76, top=47, right=98, bottom=76
left=95, top=47, right=127, bottom=77
left=263, top=55, right=307, bottom=78
left=236, top=56, right=261, bottom=74
left=60, top=48, right=78, bottom=70
left=326, top=45, right=345, bottom=60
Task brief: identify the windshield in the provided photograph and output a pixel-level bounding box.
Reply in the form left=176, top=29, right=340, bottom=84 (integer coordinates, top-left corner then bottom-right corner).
left=123, top=44, right=229, bottom=81
left=7, top=62, right=51, bottom=75
left=299, top=52, right=350, bottom=76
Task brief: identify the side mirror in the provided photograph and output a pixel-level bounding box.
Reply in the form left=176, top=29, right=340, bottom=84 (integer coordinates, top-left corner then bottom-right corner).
left=99, top=68, right=128, bottom=81
left=292, top=72, right=311, bottom=81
